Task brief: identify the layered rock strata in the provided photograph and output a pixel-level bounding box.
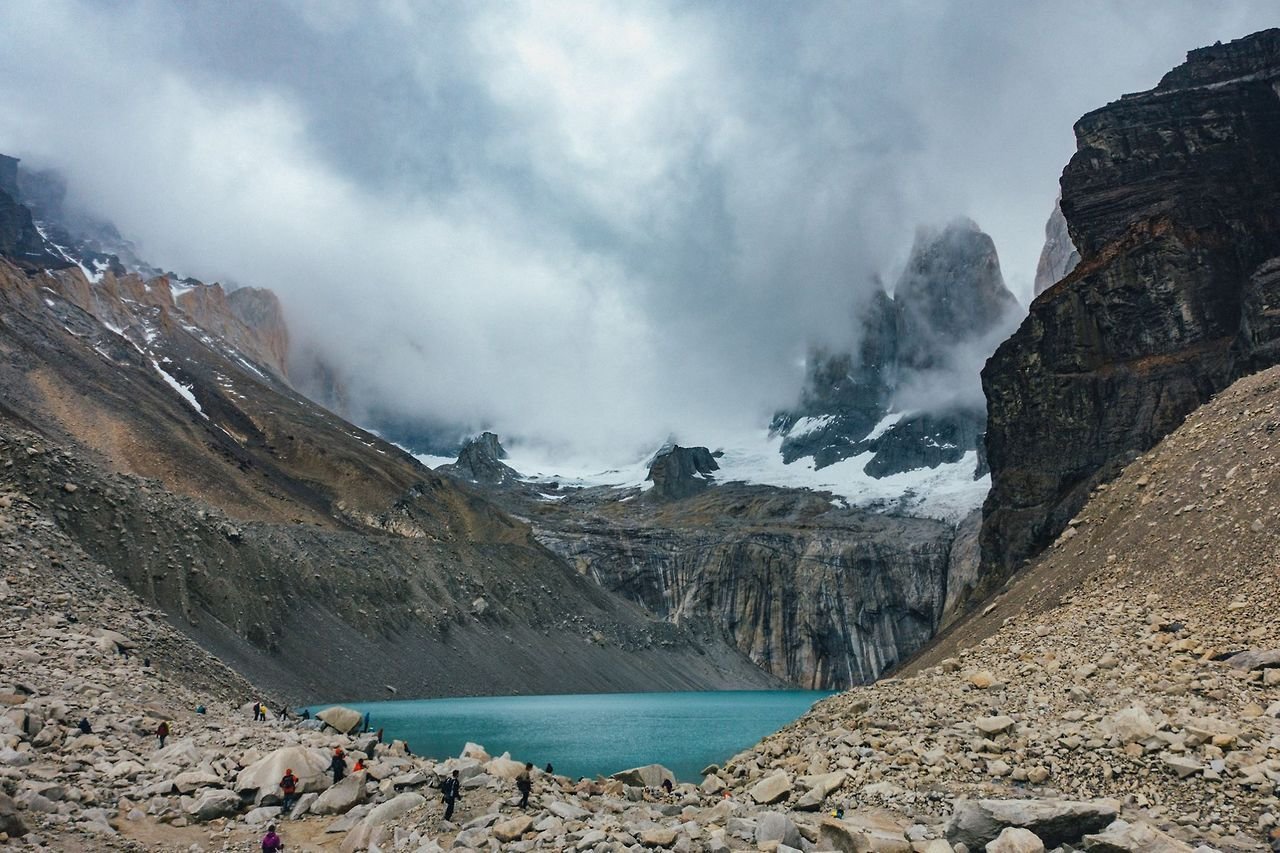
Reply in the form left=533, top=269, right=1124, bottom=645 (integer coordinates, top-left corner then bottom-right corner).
left=982, top=28, right=1280, bottom=580
left=528, top=485, right=963, bottom=689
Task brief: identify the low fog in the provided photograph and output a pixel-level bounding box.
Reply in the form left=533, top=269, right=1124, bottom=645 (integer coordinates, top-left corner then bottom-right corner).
left=0, top=1, right=1274, bottom=459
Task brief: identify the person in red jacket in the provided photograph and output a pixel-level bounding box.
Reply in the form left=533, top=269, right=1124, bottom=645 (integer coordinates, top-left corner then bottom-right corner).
left=155, top=721, right=169, bottom=748
left=279, top=768, right=299, bottom=813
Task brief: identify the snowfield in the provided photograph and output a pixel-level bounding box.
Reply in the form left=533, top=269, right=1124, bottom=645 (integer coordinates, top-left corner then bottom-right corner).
left=416, top=423, right=987, bottom=523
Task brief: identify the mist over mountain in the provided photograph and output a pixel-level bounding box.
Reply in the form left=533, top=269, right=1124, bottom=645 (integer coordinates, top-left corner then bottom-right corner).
left=1, top=1, right=1275, bottom=461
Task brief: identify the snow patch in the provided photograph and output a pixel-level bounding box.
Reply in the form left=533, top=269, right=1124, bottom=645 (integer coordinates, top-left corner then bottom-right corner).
left=865, top=411, right=906, bottom=441
left=785, top=414, right=835, bottom=439
left=150, top=359, right=207, bottom=418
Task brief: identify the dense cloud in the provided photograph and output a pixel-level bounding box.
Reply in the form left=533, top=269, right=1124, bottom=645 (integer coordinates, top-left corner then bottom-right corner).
left=0, top=1, right=1275, bottom=457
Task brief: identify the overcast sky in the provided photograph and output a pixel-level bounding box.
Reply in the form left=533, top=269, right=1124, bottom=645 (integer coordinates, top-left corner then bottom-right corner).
left=1, top=1, right=1276, bottom=457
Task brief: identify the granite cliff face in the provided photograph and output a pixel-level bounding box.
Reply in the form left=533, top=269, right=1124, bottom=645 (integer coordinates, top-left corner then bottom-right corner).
left=1032, top=199, right=1080, bottom=297
left=981, top=29, right=1280, bottom=579
left=775, top=219, right=1019, bottom=479
left=526, top=484, right=966, bottom=689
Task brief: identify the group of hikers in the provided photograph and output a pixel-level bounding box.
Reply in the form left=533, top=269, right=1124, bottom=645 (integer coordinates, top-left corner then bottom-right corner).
left=261, top=747, right=543, bottom=849
left=233, top=701, right=554, bottom=851
left=252, top=699, right=306, bottom=722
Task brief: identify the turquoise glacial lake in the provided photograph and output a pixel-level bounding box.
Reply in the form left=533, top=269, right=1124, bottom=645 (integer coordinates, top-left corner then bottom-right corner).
left=310, top=691, right=830, bottom=782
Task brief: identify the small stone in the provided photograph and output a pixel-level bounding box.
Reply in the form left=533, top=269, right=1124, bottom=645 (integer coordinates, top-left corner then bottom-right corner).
left=986, top=826, right=1045, bottom=853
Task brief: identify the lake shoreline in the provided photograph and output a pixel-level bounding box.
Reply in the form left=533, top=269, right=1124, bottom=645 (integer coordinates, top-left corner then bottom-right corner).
left=304, top=690, right=834, bottom=783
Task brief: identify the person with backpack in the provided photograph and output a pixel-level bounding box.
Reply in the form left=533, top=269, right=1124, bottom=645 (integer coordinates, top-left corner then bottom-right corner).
left=330, top=748, right=347, bottom=785
left=279, top=768, right=299, bottom=813
left=441, top=769, right=462, bottom=821
left=261, top=824, right=284, bottom=852
left=516, top=762, right=533, bottom=809
left=155, top=720, right=169, bottom=748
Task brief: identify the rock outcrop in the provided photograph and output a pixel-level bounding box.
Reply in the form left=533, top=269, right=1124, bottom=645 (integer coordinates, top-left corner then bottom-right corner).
left=982, top=29, right=1280, bottom=579
left=645, top=444, right=720, bottom=500
left=0, top=155, right=67, bottom=271
left=437, top=431, right=522, bottom=485
left=1032, top=198, right=1080, bottom=297
left=176, top=282, right=291, bottom=380
left=775, top=219, right=1019, bottom=479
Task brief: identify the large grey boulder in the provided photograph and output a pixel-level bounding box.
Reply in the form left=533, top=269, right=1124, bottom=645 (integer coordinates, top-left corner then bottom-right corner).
left=341, top=792, right=426, bottom=851
left=316, top=706, right=364, bottom=734
left=988, top=826, right=1046, bottom=853
left=946, top=799, right=1119, bottom=848
left=756, top=812, right=802, bottom=849
left=611, top=763, right=674, bottom=788
left=1225, top=648, right=1280, bottom=670
left=188, top=788, right=243, bottom=822
left=235, top=745, right=331, bottom=803
left=749, top=772, right=792, bottom=805
left=0, top=791, right=29, bottom=838
left=311, top=771, right=367, bottom=816
left=1082, top=820, right=1195, bottom=852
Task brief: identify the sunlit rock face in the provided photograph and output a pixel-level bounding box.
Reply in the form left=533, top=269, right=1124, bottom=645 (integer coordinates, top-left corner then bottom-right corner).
left=982, top=28, right=1280, bottom=581
left=773, top=218, right=1020, bottom=480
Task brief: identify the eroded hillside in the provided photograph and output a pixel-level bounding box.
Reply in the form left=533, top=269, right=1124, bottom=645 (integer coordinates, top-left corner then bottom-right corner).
left=0, top=259, right=779, bottom=701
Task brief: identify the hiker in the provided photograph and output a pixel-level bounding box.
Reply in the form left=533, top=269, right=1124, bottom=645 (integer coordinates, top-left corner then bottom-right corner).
left=362, top=711, right=371, bottom=733
left=77, top=717, right=92, bottom=735
left=143, top=657, right=151, bottom=668
left=156, top=720, right=169, bottom=748
left=300, top=708, right=311, bottom=720
left=661, top=778, right=673, bottom=798
left=516, top=762, right=533, bottom=809
left=544, top=763, right=553, bottom=774
left=195, top=704, right=206, bottom=715
left=252, top=702, right=262, bottom=722
left=330, top=748, right=347, bottom=784
left=277, top=705, right=289, bottom=721
left=352, top=758, right=365, bottom=773
left=279, top=768, right=299, bottom=813
left=260, top=702, right=269, bottom=721
left=375, top=726, right=383, bottom=744
left=261, top=823, right=284, bottom=853
left=441, top=769, right=461, bottom=821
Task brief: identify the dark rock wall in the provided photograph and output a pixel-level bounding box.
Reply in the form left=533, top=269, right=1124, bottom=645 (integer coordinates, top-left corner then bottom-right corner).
left=533, top=487, right=958, bottom=689
left=981, top=29, right=1280, bottom=579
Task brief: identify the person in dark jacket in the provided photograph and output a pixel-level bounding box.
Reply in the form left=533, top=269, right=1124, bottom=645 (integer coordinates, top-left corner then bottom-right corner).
left=77, top=717, right=92, bottom=735
left=156, top=720, right=169, bottom=748
left=330, top=748, right=347, bottom=785
left=441, top=769, right=461, bottom=821
left=261, top=824, right=284, bottom=852
left=516, top=762, right=533, bottom=809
